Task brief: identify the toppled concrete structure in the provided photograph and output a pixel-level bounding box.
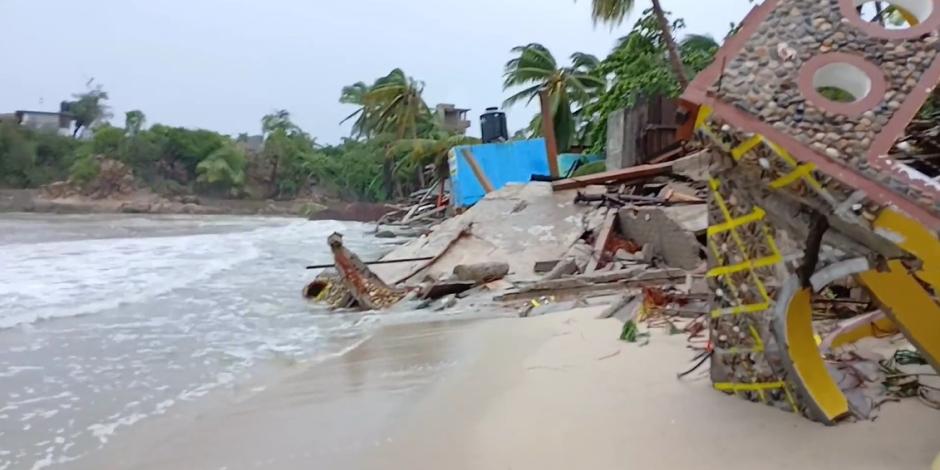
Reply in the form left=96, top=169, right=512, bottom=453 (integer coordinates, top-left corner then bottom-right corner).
left=683, top=0, right=940, bottom=424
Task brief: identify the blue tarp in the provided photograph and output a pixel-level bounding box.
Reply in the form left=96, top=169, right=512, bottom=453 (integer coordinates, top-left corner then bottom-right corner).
left=448, top=139, right=550, bottom=207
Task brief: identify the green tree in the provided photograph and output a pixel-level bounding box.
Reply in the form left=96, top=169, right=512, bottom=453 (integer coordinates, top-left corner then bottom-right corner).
left=393, top=127, right=480, bottom=184
left=502, top=44, right=606, bottom=152
left=351, top=69, right=431, bottom=198
left=68, top=81, right=110, bottom=138
left=196, top=143, right=247, bottom=193
left=339, top=82, right=374, bottom=138
left=582, top=11, right=718, bottom=153
left=304, top=138, right=390, bottom=201
left=588, top=0, right=690, bottom=88
left=0, top=122, right=38, bottom=187
left=364, top=69, right=429, bottom=139
left=125, top=110, right=146, bottom=136
left=262, top=110, right=314, bottom=198
left=91, top=125, right=125, bottom=156
left=68, top=155, right=99, bottom=186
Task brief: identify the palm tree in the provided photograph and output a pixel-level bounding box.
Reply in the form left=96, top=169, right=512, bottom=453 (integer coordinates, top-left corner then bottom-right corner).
left=365, top=69, right=429, bottom=140
left=339, top=82, right=373, bottom=138
left=589, top=0, right=689, bottom=88
left=354, top=69, right=431, bottom=198
left=680, top=34, right=720, bottom=53
left=502, top=44, right=606, bottom=152
left=393, top=128, right=480, bottom=186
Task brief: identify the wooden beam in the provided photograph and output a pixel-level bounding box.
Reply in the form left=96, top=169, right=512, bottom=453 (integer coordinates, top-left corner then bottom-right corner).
left=551, top=161, right=674, bottom=191
left=460, top=148, right=495, bottom=193
left=495, top=270, right=686, bottom=302
left=539, top=88, right=560, bottom=178
left=586, top=209, right=616, bottom=273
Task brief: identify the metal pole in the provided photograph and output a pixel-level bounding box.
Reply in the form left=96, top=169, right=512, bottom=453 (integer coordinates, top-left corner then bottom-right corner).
left=306, top=256, right=434, bottom=270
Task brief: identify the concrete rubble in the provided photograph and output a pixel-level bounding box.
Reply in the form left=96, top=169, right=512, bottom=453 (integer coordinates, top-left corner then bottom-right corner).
left=303, top=151, right=713, bottom=321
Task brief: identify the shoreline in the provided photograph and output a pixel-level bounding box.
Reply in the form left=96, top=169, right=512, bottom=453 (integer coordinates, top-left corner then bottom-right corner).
left=0, top=188, right=395, bottom=221
left=72, top=307, right=940, bottom=470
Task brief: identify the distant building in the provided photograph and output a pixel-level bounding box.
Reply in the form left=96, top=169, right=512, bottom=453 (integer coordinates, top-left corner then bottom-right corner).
left=237, top=134, right=265, bottom=153
left=435, top=104, right=470, bottom=135
left=0, top=106, right=76, bottom=136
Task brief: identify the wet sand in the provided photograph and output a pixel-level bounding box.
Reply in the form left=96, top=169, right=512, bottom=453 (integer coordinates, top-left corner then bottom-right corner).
left=78, top=309, right=940, bottom=470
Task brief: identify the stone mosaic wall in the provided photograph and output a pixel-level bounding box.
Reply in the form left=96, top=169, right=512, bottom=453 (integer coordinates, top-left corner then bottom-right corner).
left=710, top=0, right=940, bottom=214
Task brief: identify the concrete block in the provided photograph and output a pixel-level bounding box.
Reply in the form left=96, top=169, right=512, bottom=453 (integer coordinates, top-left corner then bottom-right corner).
left=619, top=206, right=703, bottom=270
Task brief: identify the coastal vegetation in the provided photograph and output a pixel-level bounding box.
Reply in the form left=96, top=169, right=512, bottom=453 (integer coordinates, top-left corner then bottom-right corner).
left=0, top=8, right=718, bottom=203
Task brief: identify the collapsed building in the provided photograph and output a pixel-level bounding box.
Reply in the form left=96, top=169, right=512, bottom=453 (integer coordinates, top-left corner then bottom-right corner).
left=305, top=0, right=940, bottom=427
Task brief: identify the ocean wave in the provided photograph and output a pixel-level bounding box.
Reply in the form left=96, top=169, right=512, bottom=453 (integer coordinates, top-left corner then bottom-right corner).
left=0, top=220, right=315, bottom=329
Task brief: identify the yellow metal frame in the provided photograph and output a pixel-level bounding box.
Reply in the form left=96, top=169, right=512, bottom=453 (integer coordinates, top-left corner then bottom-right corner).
left=783, top=288, right=850, bottom=423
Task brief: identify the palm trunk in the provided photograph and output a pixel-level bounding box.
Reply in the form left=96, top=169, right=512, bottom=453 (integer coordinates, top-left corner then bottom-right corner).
left=651, top=0, right=689, bottom=89
left=383, top=155, right=394, bottom=200
left=269, top=156, right=280, bottom=199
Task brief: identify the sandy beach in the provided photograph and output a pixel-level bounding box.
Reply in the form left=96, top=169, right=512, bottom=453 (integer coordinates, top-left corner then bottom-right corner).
left=77, top=307, right=940, bottom=470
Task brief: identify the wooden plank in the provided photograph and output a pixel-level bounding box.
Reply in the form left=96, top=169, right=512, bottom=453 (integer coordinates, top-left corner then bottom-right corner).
left=551, top=161, right=674, bottom=191
left=404, top=205, right=447, bottom=224
left=597, top=292, right=639, bottom=319
left=494, top=272, right=686, bottom=302
left=401, top=180, right=439, bottom=224
left=460, top=149, right=495, bottom=193
left=515, top=267, right=684, bottom=293
left=420, top=280, right=477, bottom=300
left=586, top=209, right=616, bottom=273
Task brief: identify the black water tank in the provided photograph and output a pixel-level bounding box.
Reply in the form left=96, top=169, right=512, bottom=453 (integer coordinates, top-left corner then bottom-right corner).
left=480, top=107, right=508, bottom=143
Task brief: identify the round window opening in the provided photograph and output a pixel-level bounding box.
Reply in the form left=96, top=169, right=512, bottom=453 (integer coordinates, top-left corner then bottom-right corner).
left=813, top=62, right=873, bottom=105
left=853, top=0, right=934, bottom=29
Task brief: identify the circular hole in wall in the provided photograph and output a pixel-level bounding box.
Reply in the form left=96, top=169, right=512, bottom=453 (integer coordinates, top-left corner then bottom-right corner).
left=813, top=62, right=873, bottom=105
left=853, top=0, right=934, bottom=29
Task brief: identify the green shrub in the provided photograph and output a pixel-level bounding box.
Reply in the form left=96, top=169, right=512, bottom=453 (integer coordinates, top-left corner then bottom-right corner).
left=69, top=156, right=100, bottom=186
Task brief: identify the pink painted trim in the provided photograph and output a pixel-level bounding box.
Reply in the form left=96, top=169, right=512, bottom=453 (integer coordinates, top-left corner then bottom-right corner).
left=798, top=53, right=888, bottom=117
left=682, top=0, right=940, bottom=224
left=838, top=0, right=940, bottom=40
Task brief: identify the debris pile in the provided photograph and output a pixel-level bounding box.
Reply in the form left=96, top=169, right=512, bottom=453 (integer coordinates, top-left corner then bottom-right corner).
left=373, top=180, right=449, bottom=238
left=303, top=151, right=713, bottom=325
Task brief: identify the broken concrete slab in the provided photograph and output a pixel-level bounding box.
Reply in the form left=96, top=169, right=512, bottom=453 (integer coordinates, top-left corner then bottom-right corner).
left=618, top=206, right=704, bottom=270
left=371, top=183, right=592, bottom=285
left=671, top=149, right=710, bottom=182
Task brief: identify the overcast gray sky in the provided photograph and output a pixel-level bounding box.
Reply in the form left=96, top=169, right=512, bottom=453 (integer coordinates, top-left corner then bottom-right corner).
left=0, top=0, right=748, bottom=143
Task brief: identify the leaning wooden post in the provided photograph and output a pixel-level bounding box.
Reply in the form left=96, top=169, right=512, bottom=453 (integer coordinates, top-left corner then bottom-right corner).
left=461, top=148, right=495, bottom=193
left=539, top=87, right=560, bottom=178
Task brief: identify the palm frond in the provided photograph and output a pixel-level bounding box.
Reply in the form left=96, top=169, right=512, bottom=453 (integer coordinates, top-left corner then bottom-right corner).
left=588, top=0, right=635, bottom=26
left=502, top=83, right=545, bottom=108
left=570, top=52, right=601, bottom=72
left=680, top=33, right=719, bottom=53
